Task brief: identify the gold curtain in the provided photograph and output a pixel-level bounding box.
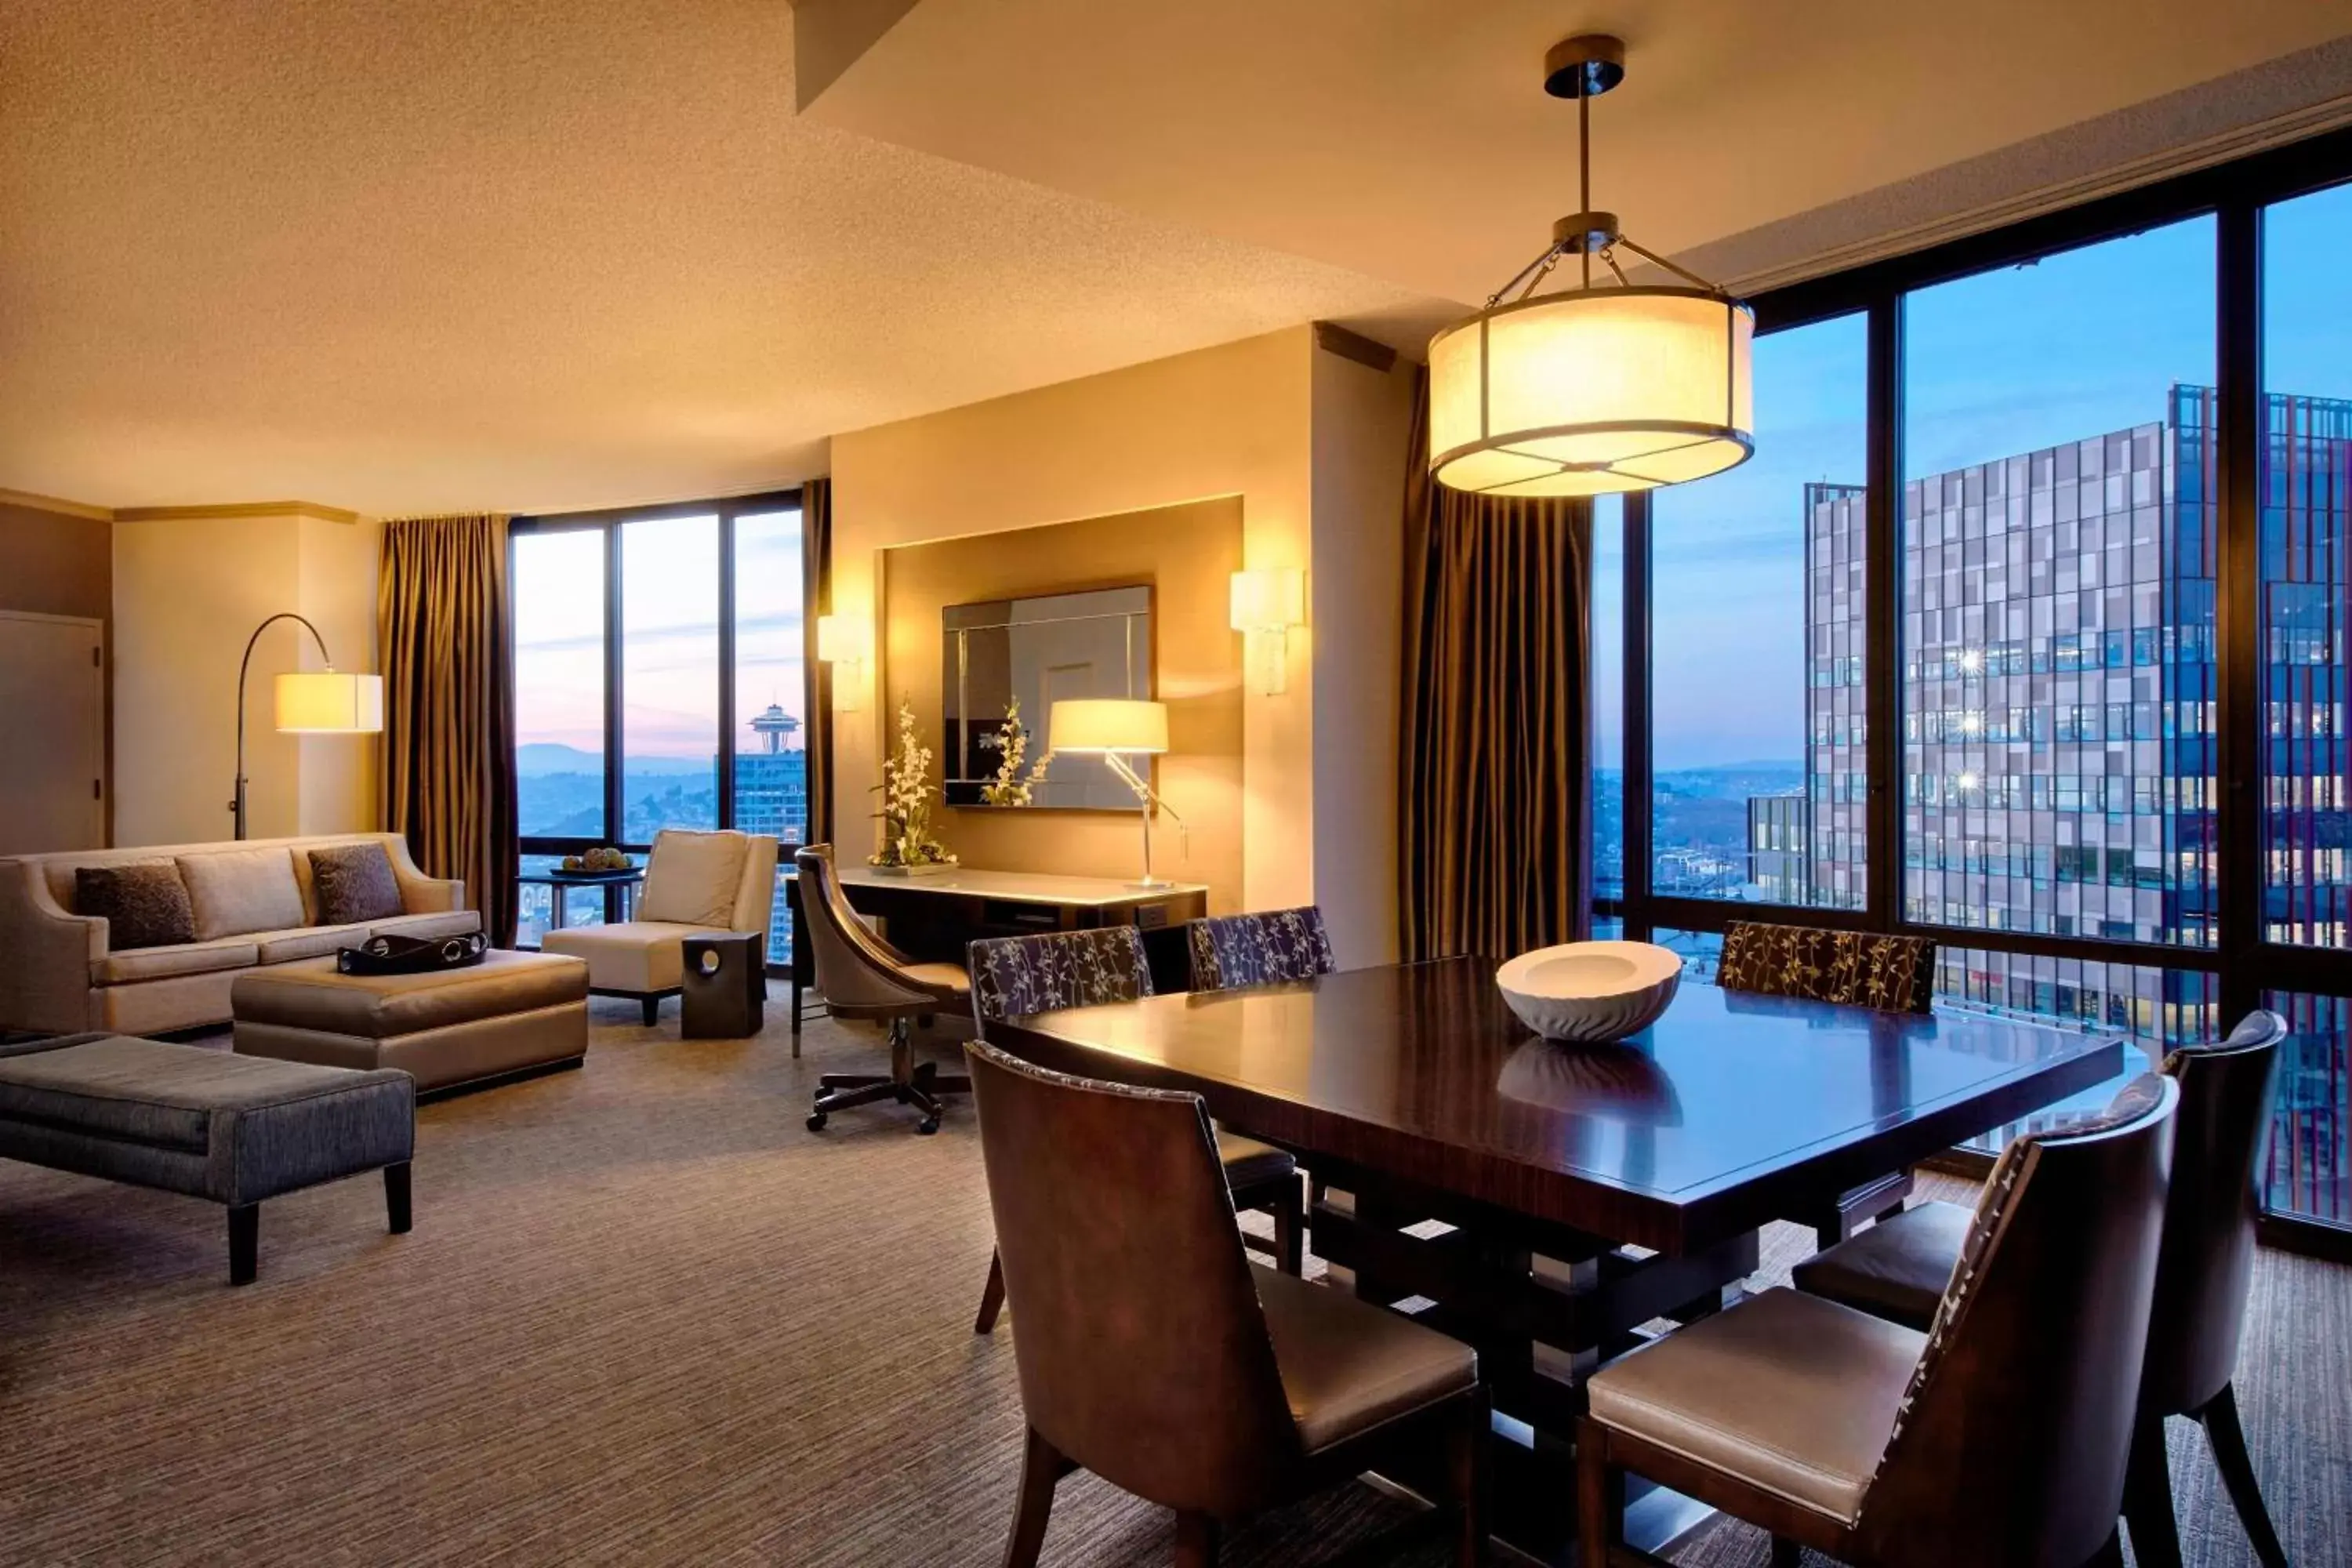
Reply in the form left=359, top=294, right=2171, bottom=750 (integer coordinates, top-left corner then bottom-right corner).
left=800, top=477, right=834, bottom=846
left=1399, top=369, right=1594, bottom=962
left=379, top=514, right=518, bottom=946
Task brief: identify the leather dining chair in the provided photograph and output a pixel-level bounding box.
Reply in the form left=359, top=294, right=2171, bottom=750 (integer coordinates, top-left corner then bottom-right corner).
left=1185, top=906, right=1337, bottom=992
left=965, top=1039, right=1487, bottom=1568
left=965, top=927, right=1305, bottom=1334
left=1716, top=919, right=1939, bottom=1247
left=1794, top=1009, right=2292, bottom=1568
left=1579, top=1073, right=2180, bottom=1568
left=794, top=846, right=971, bottom=1135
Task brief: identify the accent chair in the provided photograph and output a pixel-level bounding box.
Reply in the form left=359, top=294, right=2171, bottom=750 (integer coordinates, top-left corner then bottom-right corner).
left=1717, top=919, right=1939, bottom=1246
left=794, top=845, right=971, bottom=1135
left=543, top=829, right=778, bottom=1026
left=1185, top=906, right=1337, bottom=992
left=967, top=925, right=1304, bottom=1334
left=1795, top=1009, right=2292, bottom=1568
left=1579, top=1073, right=2180, bottom=1568
left=966, top=1039, right=1486, bottom=1568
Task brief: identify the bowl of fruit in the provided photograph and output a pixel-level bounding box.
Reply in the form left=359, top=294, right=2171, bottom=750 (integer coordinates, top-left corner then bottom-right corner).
left=555, top=847, right=635, bottom=877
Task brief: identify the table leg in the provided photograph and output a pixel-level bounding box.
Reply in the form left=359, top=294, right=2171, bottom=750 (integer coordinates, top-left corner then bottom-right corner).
left=550, top=882, right=568, bottom=934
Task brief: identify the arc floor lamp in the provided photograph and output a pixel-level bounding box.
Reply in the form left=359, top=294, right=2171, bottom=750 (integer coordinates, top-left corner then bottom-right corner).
left=229, top=612, right=384, bottom=840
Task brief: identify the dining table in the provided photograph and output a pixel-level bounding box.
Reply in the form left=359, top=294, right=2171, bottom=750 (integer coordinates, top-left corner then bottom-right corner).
left=982, top=954, right=2129, bottom=1564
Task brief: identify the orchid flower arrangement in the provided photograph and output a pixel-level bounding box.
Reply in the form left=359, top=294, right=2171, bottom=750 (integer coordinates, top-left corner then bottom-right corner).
left=978, top=697, right=1054, bottom=808
left=869, top=699, right=957, bottom=869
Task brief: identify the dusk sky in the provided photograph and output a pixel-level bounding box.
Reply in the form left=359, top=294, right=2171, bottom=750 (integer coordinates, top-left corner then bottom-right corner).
left=517, top=187, right=2352, bottom=779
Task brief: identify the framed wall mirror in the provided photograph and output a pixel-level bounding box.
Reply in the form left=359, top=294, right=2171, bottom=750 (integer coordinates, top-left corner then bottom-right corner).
left=942, top=586, right=1151, bottom=809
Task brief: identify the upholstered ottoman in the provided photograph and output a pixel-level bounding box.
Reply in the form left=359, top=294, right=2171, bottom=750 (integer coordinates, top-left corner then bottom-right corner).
left=0, top=1033, right=413, bottom=1284
left=232, top=950, right=590, bottom=1095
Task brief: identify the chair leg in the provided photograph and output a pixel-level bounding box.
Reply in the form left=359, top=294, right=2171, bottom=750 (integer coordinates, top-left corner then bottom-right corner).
left=1173, top=1511, right=1220, bottom=1568
left=2199, top=1383, right=2290, bottom=1568
left=2079, top=1527, right=2125, bottom=1568
left=1770, top=1538, right=1802, bottom=1567
left=975, top=1248, right=1007, bottom=1334
left=1273, top=1174, right=1305, bottom=1276
left=227, top=1203, right=258, bottom=1287
left=641, top=996, right=659, bottom=1027
left=1576, top=1418, right=1621, bottom=1568
left=1000, top=1425, right=1062, bottom=1568
left=384, top=1161, right=412, bottom=1235
left=2124, top=1411, right=2183, bottom=1568
left=1448, top=1393, right=1487, bottom=1568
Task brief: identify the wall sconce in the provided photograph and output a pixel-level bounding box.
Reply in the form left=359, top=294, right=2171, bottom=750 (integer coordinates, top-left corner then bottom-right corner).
left=1229, top=568, right=1305, bottom=695
left=815, top=613, right=872, bottom=713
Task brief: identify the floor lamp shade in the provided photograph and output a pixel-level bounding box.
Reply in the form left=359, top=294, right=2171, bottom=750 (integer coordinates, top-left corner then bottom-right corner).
left=1428, top=287, right=1754, bottom=498
left=274, top=671, right=385, bottom=734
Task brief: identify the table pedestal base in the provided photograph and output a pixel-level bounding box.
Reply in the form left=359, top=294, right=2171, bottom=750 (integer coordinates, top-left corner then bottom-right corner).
left=1311, top=1163, right=1758, bottom=1563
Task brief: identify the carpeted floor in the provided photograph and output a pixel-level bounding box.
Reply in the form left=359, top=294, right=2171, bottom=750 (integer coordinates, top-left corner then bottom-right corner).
left=1, top=1004, right=2344, bottom=1566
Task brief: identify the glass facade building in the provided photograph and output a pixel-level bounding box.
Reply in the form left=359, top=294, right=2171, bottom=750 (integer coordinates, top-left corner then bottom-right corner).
left=1750, top=385, right=2351, bottom=1221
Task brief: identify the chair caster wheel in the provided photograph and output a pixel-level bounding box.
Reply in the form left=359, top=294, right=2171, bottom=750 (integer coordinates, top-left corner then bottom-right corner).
left=807, top=1112, right=828, bottom=1131
left=916, top=1116, right=940, bottom=1135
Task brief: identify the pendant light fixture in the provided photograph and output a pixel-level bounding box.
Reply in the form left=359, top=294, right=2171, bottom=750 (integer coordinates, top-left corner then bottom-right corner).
left=1428, top=34, right=1754, bottom=498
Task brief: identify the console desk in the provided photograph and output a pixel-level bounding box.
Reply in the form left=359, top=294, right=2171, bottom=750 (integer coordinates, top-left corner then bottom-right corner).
left=783, top=866, right=1210, bottom=1039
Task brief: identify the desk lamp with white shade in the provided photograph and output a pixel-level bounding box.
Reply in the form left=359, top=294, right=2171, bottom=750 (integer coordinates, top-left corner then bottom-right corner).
left=1048, top=698, right=1185, bottom=888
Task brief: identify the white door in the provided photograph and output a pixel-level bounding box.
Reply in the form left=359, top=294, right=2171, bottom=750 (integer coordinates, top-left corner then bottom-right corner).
left=0, top=612, right=105, bottom=855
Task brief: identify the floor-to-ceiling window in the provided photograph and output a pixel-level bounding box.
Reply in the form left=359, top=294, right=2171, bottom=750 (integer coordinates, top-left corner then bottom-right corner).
left=1609, top=134, right=2352, bottom=1252
left=512, top=493, right=808, bottom=963
left=1650, top=313, right=1869, bottom=911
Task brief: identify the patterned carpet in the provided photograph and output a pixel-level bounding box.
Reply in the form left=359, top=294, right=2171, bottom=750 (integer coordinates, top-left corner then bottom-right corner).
left=0, top=1004, right=2343, bottom=1566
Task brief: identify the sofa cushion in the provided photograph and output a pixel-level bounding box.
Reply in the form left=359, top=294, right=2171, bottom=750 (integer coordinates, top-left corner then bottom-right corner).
left=308, top=843, right=405, bottom=924
left=74, top=861, right=197, bottom=949
left=91, top=936, right=262, bottom=987
left=254, top=924, right=371, bottom=964
left=638, top=830, right=749, bottom=927
left=178, top=848, right=307, bottom=942
left=232, top=951, right=589, bottom=1039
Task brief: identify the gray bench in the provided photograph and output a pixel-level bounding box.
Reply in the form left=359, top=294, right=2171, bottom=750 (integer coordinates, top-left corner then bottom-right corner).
left=0, top=1033, right=414, bottom=1285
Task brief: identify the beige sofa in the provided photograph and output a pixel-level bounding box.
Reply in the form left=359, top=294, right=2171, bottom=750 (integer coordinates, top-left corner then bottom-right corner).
left=0, top=833, right=481, bottom=1037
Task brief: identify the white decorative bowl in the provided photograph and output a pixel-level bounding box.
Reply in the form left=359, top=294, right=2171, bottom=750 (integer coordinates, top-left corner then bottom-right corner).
left=1494, top=941, right=1682, bottom=1043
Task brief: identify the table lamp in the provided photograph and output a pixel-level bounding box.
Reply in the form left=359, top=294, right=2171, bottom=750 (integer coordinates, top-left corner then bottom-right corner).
left=1049, top=698, right=1185, bottom=887
left=230, top=612, right=384, bottom=840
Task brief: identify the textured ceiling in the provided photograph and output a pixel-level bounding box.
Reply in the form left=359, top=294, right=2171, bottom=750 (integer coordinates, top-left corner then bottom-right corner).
left=12, top=2, right=2352, bottom=517
left=0, top=0, right=1446, bottom=514
left=807, top=0, right=2352, bottom=303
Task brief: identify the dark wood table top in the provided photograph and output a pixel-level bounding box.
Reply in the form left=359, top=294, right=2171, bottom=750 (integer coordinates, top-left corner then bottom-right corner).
left=985, top=956, right=2128, bottom=1254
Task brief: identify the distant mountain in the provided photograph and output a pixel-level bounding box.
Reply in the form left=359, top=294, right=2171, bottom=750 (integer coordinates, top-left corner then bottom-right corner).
left=516, top=742, right=710, bottom=779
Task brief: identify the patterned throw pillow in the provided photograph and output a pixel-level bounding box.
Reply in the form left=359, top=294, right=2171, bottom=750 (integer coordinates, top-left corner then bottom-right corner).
left=75, top=861, right=198, bottom=950
left=309, top=844, right=405, bottom=925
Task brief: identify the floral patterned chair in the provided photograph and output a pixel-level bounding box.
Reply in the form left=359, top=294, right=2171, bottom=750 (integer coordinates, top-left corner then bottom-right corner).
left=965, top=927, right=1305, bottom=1332
left=1185, top=906, right=1337, bottom=993
left=1718, top=920, right=1939, bottom=1249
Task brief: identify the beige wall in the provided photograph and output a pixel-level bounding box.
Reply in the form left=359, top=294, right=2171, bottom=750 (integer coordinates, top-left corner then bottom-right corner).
left=832, top=324, right=1412, bottom=964
left=883, top=499, right=1244, bottom=907
left=114, top=510, right=383, bottom=845
left=1309, top=350, right=1413, bottom=965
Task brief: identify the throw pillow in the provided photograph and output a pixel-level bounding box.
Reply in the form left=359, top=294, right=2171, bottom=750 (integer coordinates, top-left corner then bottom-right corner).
left=310, top=843, right=405, bottom=924
left=176, top=848, right=307, bottom=941
left=638, top=829, right=750, bottom=927
left=74, top=861, right=197, bottom=950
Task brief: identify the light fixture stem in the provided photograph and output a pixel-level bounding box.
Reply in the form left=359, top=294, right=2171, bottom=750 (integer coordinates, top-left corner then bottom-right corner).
left=1579, top=89, right=1592, bottom=289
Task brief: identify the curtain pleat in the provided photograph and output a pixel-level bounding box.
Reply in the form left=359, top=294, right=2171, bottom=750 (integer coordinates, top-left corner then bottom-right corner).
left=1399, top=370, right=1594, bottom=962
left=379, top=514, right=519, bottom=947
left=800, top=477, right=834, bottom=847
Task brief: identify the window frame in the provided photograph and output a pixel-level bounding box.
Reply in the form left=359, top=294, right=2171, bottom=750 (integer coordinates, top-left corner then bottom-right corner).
left=1607, top=125, right=2352, bottom=1257
left=511, top=489, right=808, bottom=957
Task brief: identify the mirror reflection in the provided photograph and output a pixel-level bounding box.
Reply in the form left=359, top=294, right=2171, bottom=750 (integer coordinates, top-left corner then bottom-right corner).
left=942, top=586, right=1152, bottom=809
